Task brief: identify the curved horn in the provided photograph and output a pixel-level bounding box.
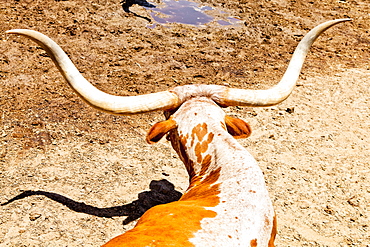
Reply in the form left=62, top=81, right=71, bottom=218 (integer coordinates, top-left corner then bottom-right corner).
left=6, top=29, right=180, bottom=115
left=218, top=18, right=351, bottom=107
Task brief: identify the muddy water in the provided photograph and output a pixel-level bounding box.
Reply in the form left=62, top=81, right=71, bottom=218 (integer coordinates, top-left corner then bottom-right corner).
left=146, top=0, right=242, bottom=26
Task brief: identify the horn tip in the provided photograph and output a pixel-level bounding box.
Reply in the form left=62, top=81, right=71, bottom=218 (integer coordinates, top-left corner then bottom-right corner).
left=6, top=29, right=24, bottom=35
left=6, top=29, right=34, bottom=35
left=335, top=18, right=352, bottom=23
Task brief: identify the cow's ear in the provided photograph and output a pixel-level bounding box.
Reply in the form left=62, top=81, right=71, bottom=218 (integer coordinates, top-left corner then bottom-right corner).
left=146, top=118, right=177, bottom=144
left=225, top=115, right=252, bottom=139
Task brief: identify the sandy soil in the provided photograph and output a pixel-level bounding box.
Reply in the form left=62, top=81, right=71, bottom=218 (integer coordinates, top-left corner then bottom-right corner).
left=0, top=0, right=369, bottom=246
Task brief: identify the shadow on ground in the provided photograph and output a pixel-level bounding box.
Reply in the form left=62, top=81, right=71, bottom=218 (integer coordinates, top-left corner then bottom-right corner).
left=1, top=179, right=182, bottom=225
left=120, top=0, right=154, bottom=22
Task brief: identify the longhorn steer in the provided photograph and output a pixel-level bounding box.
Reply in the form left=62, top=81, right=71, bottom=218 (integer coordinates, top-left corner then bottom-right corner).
left=7, top=19, right=349, bottom=247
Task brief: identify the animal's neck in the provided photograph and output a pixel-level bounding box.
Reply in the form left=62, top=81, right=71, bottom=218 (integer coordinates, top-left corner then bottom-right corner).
left=166, top=96, right=268, bottom=212
left=173, top=120, right=275, bottom=246
left=173, top=119, right=258, bottom=198
left=195, top=132, right=255, bottom=181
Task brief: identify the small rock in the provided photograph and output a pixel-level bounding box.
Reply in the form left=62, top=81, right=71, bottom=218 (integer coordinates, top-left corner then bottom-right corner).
left=285, top=107, right=295, bottom=114
left=29, top=213, right=41, bottom=221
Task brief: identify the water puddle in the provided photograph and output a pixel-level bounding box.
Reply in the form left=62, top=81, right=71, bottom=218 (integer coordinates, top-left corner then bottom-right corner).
left=145, top=0, right=243, bottom=27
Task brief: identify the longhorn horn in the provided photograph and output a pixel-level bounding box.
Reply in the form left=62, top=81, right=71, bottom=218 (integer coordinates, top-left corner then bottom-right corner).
left=6, top=29, right=180, bottom=115
left=217, top=18, right=351, bottom=107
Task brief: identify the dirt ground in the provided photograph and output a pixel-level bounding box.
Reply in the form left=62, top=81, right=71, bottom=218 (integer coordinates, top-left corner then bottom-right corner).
left=0, top=0, right=369, bottom=246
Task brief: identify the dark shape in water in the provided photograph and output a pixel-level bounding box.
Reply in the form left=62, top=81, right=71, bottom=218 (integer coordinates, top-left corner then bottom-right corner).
left=121, top=0, right=156, bottom=13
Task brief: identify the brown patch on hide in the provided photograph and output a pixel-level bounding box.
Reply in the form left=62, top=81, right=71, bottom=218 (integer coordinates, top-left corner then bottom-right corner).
left=207, top=132, right=215, bottom=143
left=199, top=154, right=212, bottom=176
left=192, top=123, right=208, bottom=142
left=250, top=238, right=258, bottom=247
left=195, top=142, right=208, bottom=162
left=268, top=214, right=277, bottom=247
left=194, top=132, right=214, bottom=163
left=220, top=121, right=227, bottom=130
left=180, top=167, right=221, bottom=206
left=177, top=133, right=196, bottom=178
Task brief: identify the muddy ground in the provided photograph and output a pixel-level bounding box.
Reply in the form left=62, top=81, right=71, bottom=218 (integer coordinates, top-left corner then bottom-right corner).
left=0, top=0, right=369, bottom=246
